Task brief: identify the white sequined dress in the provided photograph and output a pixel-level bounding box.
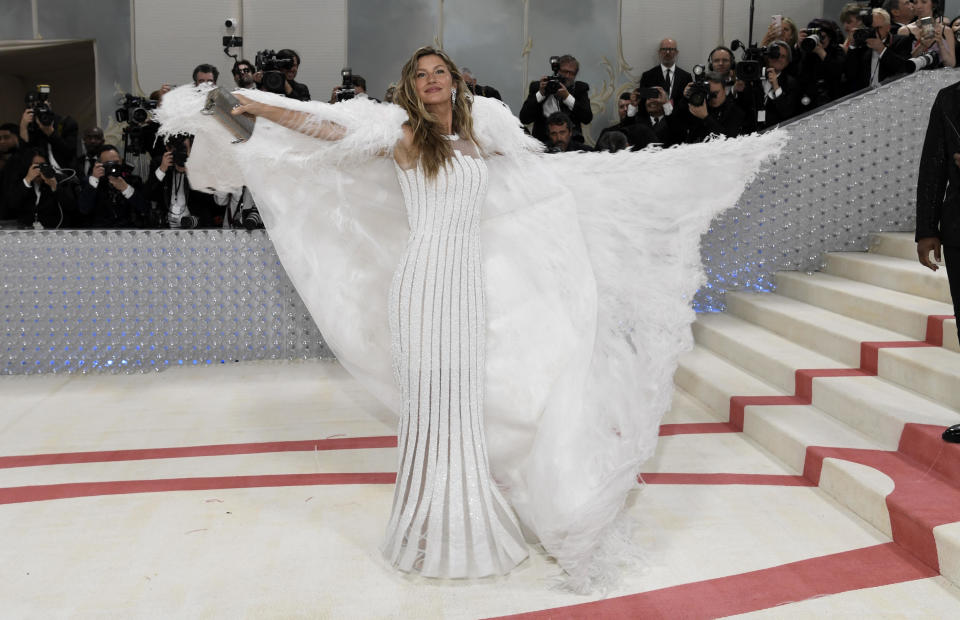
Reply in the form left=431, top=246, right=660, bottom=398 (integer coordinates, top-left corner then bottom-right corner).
left=383, top=138, right=528, bottom=577
left=156, top=87, right=784, bottom=591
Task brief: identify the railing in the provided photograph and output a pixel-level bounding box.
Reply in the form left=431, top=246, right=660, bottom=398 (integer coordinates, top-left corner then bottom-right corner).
left=695, top=68, right=960, bottom=312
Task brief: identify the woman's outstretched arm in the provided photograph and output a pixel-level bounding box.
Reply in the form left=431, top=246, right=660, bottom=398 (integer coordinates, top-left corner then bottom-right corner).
left=231, top=93, right=346, bottom=141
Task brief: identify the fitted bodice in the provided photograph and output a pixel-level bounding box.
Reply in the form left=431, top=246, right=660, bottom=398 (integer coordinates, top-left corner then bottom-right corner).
left=394, top=138, right=488, bottom=238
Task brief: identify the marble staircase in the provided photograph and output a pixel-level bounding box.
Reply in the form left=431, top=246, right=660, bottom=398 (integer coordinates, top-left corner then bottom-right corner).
left=676, top=232, right=960, bottom=586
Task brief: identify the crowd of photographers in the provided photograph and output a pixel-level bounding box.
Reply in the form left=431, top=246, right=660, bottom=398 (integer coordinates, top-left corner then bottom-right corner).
left=0, top=0, right=956, bottom=230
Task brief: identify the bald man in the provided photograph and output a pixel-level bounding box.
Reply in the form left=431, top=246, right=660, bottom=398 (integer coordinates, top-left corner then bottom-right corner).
left=638, top=38, right=693, bottom=120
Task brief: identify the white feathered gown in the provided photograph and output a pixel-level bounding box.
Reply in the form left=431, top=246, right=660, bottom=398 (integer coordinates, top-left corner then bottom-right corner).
left=157, top=86, right=784, bottom=592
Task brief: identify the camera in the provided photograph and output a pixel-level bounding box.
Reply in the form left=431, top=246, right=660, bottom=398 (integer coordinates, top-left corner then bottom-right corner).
left=25, top=85, right=55, bottom=127
left=38, top=162, right=56, bottom=180
left=179, top=215, right=200, bottom=229
left=101, top=161, right=124, bottom=177
left=336, top=68, right=356, bottom=102
left=545, top=56, right=565, bottom=95
left=115, top=93, right=157, bottom=126
left=731, top=40, right=781, bottom=82
left=222, top=35, right=243, bottom=48
left=241, top=206, right=263, bottom=229
left=167, top=135, right=190, bottom=167
left=255, top=49, right=294, bottom=95
left=800, top=28, right=822, bottom=52
left=686, top=65, right=710, bottom=107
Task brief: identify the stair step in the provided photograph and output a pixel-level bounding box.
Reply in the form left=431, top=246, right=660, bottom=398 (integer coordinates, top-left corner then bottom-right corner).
left=725, top=291, right=907, bottom=368
left=878, top=346, right=960, bottom=412
left=809, top=375, right=960, bottom=450
left=869, top=232, right=918, bottom=261
left=824, top=252, right=952, bottom=303
left=707, top=296, right=960, bottom=413
left=692, top=313, right=846, bottom=394
left=774, top=270, right=954, bottom=343
left=675, top=345, right=783, bottom=419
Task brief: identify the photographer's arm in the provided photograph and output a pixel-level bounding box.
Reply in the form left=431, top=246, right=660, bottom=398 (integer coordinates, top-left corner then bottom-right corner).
left=231, top=94, right=345, bottom=141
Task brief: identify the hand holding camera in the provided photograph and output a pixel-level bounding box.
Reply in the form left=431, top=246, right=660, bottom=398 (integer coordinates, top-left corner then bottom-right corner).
left=158, top=151, right=174, bottom=173
left=765, top=67, right=780, bottom=90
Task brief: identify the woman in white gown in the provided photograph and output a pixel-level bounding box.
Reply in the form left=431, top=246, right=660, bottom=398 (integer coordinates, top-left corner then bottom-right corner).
left=157, top=45, right=784, bottom=591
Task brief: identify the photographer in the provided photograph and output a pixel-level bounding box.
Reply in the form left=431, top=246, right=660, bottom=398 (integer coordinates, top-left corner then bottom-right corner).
left=146, top=135, right=218, bottom=228
left=597, top=93, right=659, bottom=150
left=796, top=20, right=846, bottom=110
left=232, top=59, right=257, bottom=89
left=519, top=54, right=592, bottom=146
left=843, top=8, right=926, bottom=94
left=678, top=72, right=746, bottom=143
left=708, top=46, right=738, bottom=94
left=462, top=68, right=502, bottom=101
left=330, top=73, right=375, bottom=103
left=545, top=113, right=592, bottom=153
left=18, top=88, right=78, bottom=172
left=77, top=144, right=148, bottom=228
left=735, top=41, right=801, bottom=130
left=8, top=148, right=76, bottom=229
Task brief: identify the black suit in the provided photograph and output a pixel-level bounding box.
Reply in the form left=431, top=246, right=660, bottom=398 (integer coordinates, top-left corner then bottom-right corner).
left=677, top=98, right=746, bottom=144
left=470, top=84, right=502, bottom=101
left=842, top=35, right=915, bottom=94
left=77, top=175, right=148, bottom=228
left=146, top=165, right=220, bottom=228
left=916, top=82, right=960, bottom=340
left=597, top=119, right=659, bottom=150
left=25, top=114, right=78, bottom=170
left=737, top=73, right=801, bottom=131
left=639, top=65, right=692, bottom=104
left=637, top=114, right=678, bottom=147
left=9, top=178, right=77, bottom=229
left=519, top=80, right=593, bottom=145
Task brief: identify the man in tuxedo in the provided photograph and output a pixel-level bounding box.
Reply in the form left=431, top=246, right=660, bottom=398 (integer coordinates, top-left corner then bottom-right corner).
left=146, top=135, right=220, bottom=228
left=72, top=127, right=104, bottom=180
left=736, top=40, right=801, bottom=130
left=519, top=54, right=593, bottom=146
left=77, top=144, right=148, bottom=228
left=677, top=72, right=746, bottom=143
left=639, top=38, right=693, bottom=109
left=597, top=93, right=658, bottom=149
left=637, top=93, right=678, bottom=147
left=916, top=81, right=960, bottom=347
left=843, top=8, right=923, bottom=94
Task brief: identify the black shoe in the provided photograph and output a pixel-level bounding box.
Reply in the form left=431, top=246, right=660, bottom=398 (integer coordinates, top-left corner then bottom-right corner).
left=943, top=424, right=960, bottom=443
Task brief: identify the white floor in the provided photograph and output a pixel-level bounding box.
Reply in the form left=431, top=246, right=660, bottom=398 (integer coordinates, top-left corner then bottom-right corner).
left=2, top=360, right=959, bottom=618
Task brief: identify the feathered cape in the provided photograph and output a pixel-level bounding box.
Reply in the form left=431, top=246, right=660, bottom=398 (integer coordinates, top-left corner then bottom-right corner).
left=157, top=85, right=784, bottom=592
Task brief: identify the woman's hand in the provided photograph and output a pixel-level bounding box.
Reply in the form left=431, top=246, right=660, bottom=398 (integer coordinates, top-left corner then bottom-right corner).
left=231, top=94, right=263, bottom=117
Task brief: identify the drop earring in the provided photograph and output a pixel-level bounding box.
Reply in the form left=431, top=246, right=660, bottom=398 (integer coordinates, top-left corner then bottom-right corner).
left=451, top=87, right=457, bottom=104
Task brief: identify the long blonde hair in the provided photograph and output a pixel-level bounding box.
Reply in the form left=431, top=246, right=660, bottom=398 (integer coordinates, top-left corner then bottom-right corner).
left=394, top=46, right=478, bottom=179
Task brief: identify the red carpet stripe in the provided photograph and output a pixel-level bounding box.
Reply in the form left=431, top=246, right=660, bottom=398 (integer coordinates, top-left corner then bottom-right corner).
left=0, top=436, right=399, bottom=469
left=658, top=422, right=737, bottom=436
left=494, top=543, right=936, bottom=620
left=640, top=473, right=813, bottom=486
left=0, top=472, right=398, bottom=505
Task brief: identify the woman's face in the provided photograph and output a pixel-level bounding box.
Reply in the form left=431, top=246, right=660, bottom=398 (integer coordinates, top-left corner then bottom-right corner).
left=782, top=20, right=797, bottom=42
left=415, top=54, right=453, bottom=108
left=951, top=16, right=960, bottom=32
left=915, top=0, right=933, bottom=19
